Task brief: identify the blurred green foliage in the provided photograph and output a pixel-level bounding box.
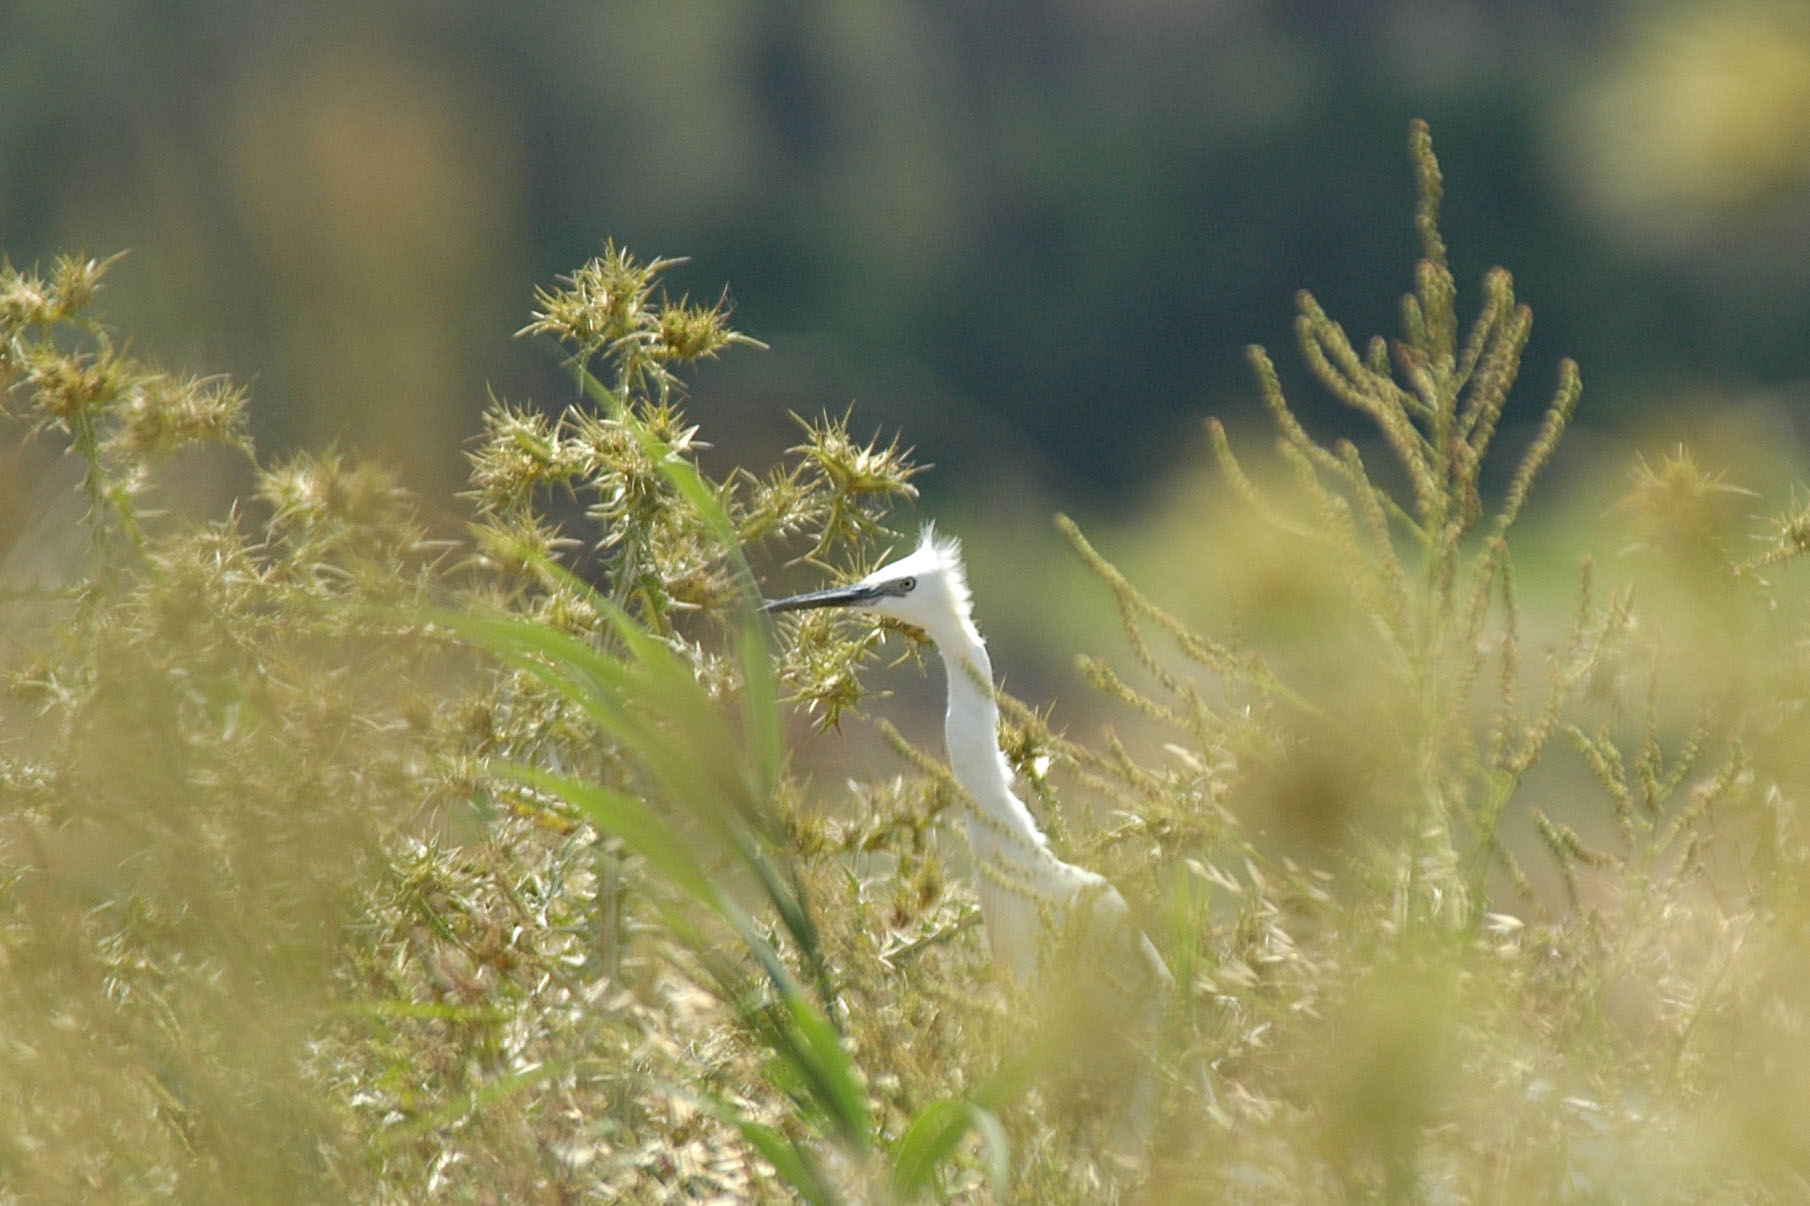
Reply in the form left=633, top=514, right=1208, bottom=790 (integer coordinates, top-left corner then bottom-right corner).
left=4, top=0, right=1809, bottom=516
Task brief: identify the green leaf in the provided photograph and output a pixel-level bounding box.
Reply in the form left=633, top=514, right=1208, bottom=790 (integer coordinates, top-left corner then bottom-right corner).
left=703, top=1099, right=844, bottom=1206
left=891, top=1098, right=1011, bottom=1201
left=494, top=763, right=717, bottom=908
left=782, top=993, right=872, bottom=1150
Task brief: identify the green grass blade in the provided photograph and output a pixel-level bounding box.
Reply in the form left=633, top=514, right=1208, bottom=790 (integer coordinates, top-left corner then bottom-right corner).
left=502, top=763, right=806, bottom=1002
left=493, top=762, right=718, bottom=908
left=891, top=1098, right=970, bottom=1198
left=429, top=606, right=644, bottom=739
left=782, top=993, right=872, bottom=1150
left=890, top=1097, right=1011, bottom=1201
left=376, top=1063, right=560, bottom=1146
left=704, top=1103, right=844, bottom=1206
left=575, top=360, right=784, bottom=797
left=967, top=1105, right=1010, bottom=1199
left=444, top=598, right=825, bottom=991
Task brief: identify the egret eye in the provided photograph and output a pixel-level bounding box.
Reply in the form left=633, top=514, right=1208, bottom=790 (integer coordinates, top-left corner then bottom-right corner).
left=897, top=576, right=917, bottom=593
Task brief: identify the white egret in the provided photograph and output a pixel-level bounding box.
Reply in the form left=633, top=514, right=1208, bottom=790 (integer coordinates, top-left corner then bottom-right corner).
left=765, top=527, right=1170, bottom=1150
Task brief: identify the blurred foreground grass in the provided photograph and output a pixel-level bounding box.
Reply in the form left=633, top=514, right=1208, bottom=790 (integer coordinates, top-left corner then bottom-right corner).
left=2, top=127, right=1809, bottom=1202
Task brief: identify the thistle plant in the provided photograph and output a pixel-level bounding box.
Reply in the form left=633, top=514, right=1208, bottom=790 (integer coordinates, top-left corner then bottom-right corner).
left=0, top=256, right=454, bottom=1201
left=444, top=248, right=1026, bottom=1202
left=2, top=253, right=251, bottom=563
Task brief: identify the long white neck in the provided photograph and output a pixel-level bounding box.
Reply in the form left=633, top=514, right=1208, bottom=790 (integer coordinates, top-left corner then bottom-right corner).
left=926, top=613, right=1072, bottom=982
left=927, top=617, right=1052, bottom=865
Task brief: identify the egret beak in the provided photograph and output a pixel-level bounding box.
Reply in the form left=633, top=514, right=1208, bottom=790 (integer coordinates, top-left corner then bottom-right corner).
left=762, top=583, right=886, bottom=614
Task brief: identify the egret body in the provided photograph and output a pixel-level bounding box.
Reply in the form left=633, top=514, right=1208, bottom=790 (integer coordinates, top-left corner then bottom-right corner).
left=764, top=527, right=1169, bottom=994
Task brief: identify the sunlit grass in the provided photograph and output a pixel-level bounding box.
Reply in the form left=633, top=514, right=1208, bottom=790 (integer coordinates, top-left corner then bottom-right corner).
left=2, top=125, right=1808, bottom=1203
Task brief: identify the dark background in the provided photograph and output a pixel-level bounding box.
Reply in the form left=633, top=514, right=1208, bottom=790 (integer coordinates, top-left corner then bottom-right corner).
left=5, top=0, right=1810, bottom=515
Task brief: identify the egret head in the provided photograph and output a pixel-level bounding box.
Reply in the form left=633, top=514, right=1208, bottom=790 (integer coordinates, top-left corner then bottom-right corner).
left=764, top=526, right=978, bottom=649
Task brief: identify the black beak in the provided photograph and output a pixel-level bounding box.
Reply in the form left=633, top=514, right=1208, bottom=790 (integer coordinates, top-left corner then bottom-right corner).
left=762, top=583, right=884, bottom=614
